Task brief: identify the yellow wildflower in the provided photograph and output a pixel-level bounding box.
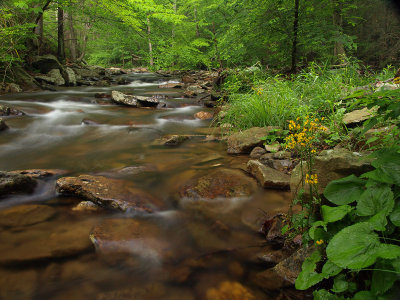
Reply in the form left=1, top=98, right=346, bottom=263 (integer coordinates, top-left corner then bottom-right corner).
left=316, top=239, right=324, bottom=245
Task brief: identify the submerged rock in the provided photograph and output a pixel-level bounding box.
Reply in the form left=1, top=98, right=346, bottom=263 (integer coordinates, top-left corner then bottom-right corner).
left=179, top=168, right=257, bottom=201
left=159, top=83, right=183, bottom=89
left=56, top=175, right=161, bottom=212
left=227, top=127, right=274, bottom=154
left=0, top=171, right=37, bottom=198
left=247, top=160, right=290, bottom=190
left=0, top=269, right=38, bottom=300
left=9, top=169, right=67, bottom=179
left=0, top=204, right=56, bottom=227
left=206, top=281, right=255, bottom=300
left=194, top=111, right=213, bottom=120
left=0, top=105, right=25, bottom=116
left=72, top=201, right=102, bottom=212
left=153, top=135, right=190, bottom=147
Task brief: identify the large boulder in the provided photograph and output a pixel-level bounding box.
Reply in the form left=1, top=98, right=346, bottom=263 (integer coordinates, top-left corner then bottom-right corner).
left=9, top=169, right=67, bottom=179
left=111, top=91, right=138, bottom=107
left=56, top=175, right=162, bottom=212
left=247, top=160, right=290, bottom=190
left=0, top=105, right=25, bottom=116
left=1, top=83, right=22, bottom=93
left=64, top=67, right=77, bottom=86
left=34, top=75, right=56, bottom=85
left=47, top=69, right=65, bottom=86
left=343, top=107, right=376, bottom=126
left=32, top=54, right=64, bottom=73
left=290, top=148, right=373, bottom=196
left=0, top=171, right=37, bottom=198
left=179, top=168, right=258, bottom=201
left=227, top=127, right=275, bottom=154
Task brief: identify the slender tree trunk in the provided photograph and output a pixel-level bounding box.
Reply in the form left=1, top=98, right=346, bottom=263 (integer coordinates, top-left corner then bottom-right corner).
left=194, top=8, right=199, bottom=37
left=172, top=0, right=177, bottom=39
left=291, top=0, right=300, bottom=72
left=332, top=0, right=346, bottom=60
left=57, top=6, right=65, bottom=61
left=212, top=22, right=222, bottom=68
left=66, top=12, right=77, bottom=62
left=34, top=14, right=44, bottom=55
left=77, top=23, right=90, bottom=62
left=147, top=16, right=154, bottom=67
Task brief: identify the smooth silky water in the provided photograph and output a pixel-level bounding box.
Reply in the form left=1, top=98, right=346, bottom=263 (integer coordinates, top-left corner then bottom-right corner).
left=0, top=73, right=295, bottom=299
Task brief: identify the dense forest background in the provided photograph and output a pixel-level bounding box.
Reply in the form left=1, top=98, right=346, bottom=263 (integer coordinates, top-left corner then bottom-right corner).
left=1, top=0, right=400, bottom=75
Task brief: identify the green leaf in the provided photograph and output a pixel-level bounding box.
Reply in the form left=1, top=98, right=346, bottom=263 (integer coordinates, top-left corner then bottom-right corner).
left=309, top=220, right=327, bottom=240
left=354, top=291, right=376, bottom=300
left=313, top=289, right=341, bottom=300
left=327, top=222, right=381, bottom=269
left=322, top=205, right=353, bottom=223
left=324, top=175, right=365, bottom=205
left=362, top=148, right=400, bottom=186
left=356, top=185, right=394, bottom=216
left=295, top=250, right=325, bottom=290
left=389, top=203, right=400, bottom=227
left=371, top=260, right=398, bottom=296
left=377, top=244, right=400, bottom=260
left=331, top=274, right=348, bottom=293
left=321, top=260, right=342, bottom=277
left=368, top=210, right=388, bottom=231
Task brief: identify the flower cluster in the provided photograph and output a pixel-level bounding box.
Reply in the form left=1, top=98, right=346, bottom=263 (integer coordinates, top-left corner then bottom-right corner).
left=285, top=116, right=327, bottom=151
left=252, top=87, right=264, bottom=96
left=305, top=173, right=318, bottom=185
left=316, top=239, right=324, bottom=245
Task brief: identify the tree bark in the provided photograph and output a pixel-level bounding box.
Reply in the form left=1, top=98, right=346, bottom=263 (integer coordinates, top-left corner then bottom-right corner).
left=332, top=0, right=346, bottom=60
left=291, top=0, right=300, bottom=72
left=147, top=16, right=154, bottom=66
left=66, top=12, right=77, bottom=62
left=57, top=6, right=65, bottom=61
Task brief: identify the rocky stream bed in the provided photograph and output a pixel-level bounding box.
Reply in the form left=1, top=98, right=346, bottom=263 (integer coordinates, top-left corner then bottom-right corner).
left=0, top=65, right=374, bottom=300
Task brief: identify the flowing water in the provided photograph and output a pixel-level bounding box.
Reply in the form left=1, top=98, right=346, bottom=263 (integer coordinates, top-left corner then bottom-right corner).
left=0, top=73, right=295, bottom=300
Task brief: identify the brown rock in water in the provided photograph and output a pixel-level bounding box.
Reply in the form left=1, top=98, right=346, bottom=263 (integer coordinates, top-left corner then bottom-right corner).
left=90, top=218, right=190, bottom=268
left=159, top=83, right=183, bottom=89
left=0, top=269, right=38, bottom=300
left=72, top=201, right=102, bottom=212
left=249, top=146, right=266, bottom=159
left=179, top=168, right=258, bottom=201
left=227, top=127, right=277, bottom=154
left=206, top=281, right=255, bottom=300
left=9, top=169, right=67, bottom=179
left=0, top=204, right=56, bottom=227
left=0, top=219, right=95, bottom=265
left=0, top=118, right=8, bottom=131
left=194, top=111, right=213, bottom=120
left=0, top=171, right=37, bottom=198
left=247, top=160, right=290, bottom=190
left=56, top=175, right=162, bottom=212
left=153, top=135, right=190, bottom=147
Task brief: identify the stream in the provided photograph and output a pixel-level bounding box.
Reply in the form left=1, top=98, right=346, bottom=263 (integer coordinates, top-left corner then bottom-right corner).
left=0, top=72, right=296, bottom=299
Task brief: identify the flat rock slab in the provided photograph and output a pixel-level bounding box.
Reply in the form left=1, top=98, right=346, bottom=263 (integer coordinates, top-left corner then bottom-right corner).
left=9, top=169, right=67, bottom=179
left=343, top=107, right=376, bottom=125
left=111, top=90, right=138, bottom=107
left=227, top=127, right=277, bottom=154
left=0, top=204, right=57, bottom=227
left=56, top=175, right=162, bottom=212
left=247, top=160, right=290, bottom=190
left=179, top=168, right=258, bottom=201
left=90, top=218, right=188, bottom=267
left=0, top=219, right=95, bottom=265
left=0, top=172, right=37, bottom=198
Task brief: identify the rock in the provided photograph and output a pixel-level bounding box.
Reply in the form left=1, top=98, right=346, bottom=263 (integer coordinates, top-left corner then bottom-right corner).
left=154, top=135, right=189, bottom=147
left=179, top=168, right=257, bottom=201
left=264, top=159, right=293, bottom=173
left=159, top=83, right=183, bottom=89
left=9, top=169, right=66, bottom=179
left=0, top=219, right=95, bottom=265
left=156, top=102, right=167, bottom=109
left=273, top=246, right=316, bottom=285
left=206, top=281, right=256, bottom=300
left=184, top=90, right=196, bottom=98
left=250, top=269, right=292, bottom=291
left=56, top=175, right=161, bottom=212
left=0, top=171, right=37, bottom=198
left=72, top=201, right=101, bottom=212
left=227, top=127, right=275, bottom=154
left=250, top=147, right=267, bottom=159
left=0, top=105, right=25, bottom=116
left=81, top=119, right=99, bottom=126
left=264, top=143, right=281, bottom=153
left=343, top=107, right=376, bottom=125
left=272, top=151, right=292, bottom=160
left=94, top=92, right=111, bottom=98
left=204, top=100, right=217, bottom=108
left=4, top=83, right=22, bottom=93
left=0, top=204, right=56, bottom=227
left=0, top=118, right=9, bottom=131
left=90, top=218, right=189, bottom=268
left=34, top=75, right=56, bottom=85
left=111, top=91, right=137, bottom=107
left=48, top=69, right=65, bottom=86
left=375, top=81, right=400, bottom=91
left=182, top=75, right=195, bottom=84
left=32, top=54, right=64, bottom=73
left=186, top=85, right=204, bottom=95
left=194, top=111, right=213, bottom=120
left=107, top=67, right=123, bottom=75
left=290, top=148, right=373, bottom=196
left=73, top=67, right=102, bottom=79
left=94, top=80, right=110, bottom=87
left=0, top=269, right=38, bottom=300
left=260, top=214, right=286, bottom=247
left=136, top=95, right=159, bottom=107
left=64, top=67, right=77, bottom=86
left=247, top=160, right=290, bottom=190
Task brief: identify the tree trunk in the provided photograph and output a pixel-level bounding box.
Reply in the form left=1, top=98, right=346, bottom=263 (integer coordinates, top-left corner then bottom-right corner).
left=57, top=6, right=65, bottom=61
left=172, top=0, right=177, bottom=39
left=34, top=14, right=44, bottom=55
left=291, top=0, right=300, bottom=72
left=194, top=8, right=199, bottom=37
left=332, top=0, right=346, bottom=60
left=212, top=22, right=222, bottom=68
left=147, top=16, right=154, bottom=67
left=66, top=12, right=77, bottom=62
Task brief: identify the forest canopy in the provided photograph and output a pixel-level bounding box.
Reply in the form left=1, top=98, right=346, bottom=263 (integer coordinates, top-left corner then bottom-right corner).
left=1, top=0, right=400, bottom=72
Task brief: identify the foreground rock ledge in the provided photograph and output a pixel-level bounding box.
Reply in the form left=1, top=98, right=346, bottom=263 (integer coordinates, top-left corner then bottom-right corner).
left=0, top=171, right=37, bottom=198
left=56, top=175, right=162, bottom=212
left=227, top=127, right=278, bottom=154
